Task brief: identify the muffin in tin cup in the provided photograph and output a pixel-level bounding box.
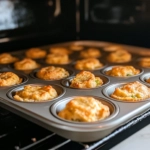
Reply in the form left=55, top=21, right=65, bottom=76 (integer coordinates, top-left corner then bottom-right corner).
left=7, top=83, right=65, bottom=103
left=50, top=96, right=119, bottom=123
left=73, top=58, right=106, bottom=71
left=61, top=71, right=109, bottom=89
left=30, top=66, right=74, bottom=81
left=45, top=53, right=73, bottom=65
left=69, top=44, right=85, bottom=51
left=0, top=53, right=19, bottom=65
left=102, top=65, right=143, bottom=78
left=103, top=81, right=150, bottom=102
left=25, top=47, right=47, bottom=59
left=106, top=50, right=132, bottom=63
left=137, top=57, right=150, bottom=68
left=8, top=58, right=42, bottom=74
left=0, top=71, right=28, bottom=88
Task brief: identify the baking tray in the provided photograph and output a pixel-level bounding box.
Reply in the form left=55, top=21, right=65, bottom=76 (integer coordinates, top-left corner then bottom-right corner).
left=0, top=40, right=150, bottom=142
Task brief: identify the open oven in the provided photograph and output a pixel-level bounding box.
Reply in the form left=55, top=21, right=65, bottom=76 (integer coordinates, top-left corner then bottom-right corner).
left=0, top=0, right=76, bottom=52
left=1, top=0, right=150, bottom=150
left=79, top=0, right=150, bottom=48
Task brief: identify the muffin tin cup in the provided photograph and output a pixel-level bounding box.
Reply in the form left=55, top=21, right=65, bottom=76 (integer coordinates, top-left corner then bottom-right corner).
left=30, top=67, right=75, bottom=81
left=0, top=71, right=28, bottom=89
left=8, top=63, right=42, bottom=74
left=103, top=82, right=150, bottom=103
left=61, top=74, right=109, bottom=89
left=72, top=59, right=107, bottom=71
left=7, top=83, right=66, bottom=103
left=50, top=95, right=119, bottom=125
left=8, top=59, right=43, bottom=74
left=101, top=65, right=143, bottom=78
left=135, top=57, right=150, bottom=68
left=44, top=59, right=74, bottom=66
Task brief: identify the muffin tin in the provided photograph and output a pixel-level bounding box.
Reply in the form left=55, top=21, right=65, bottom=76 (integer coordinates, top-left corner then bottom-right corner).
left=0, top=41, right=150, bottom=142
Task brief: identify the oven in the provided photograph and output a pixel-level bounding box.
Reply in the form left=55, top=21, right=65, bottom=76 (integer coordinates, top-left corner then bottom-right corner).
left=1, top=0, right=150, bottom=150
left=0, top=0, right=76, bottom=52
left=79, top=0, right=150, bottom=48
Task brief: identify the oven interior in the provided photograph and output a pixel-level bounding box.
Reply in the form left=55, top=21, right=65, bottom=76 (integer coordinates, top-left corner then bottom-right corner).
left=1, top=0, right=150, bottom=150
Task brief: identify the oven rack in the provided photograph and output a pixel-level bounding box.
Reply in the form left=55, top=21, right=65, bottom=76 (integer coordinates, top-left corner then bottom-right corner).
left=1, top=106, right=150, bottom=150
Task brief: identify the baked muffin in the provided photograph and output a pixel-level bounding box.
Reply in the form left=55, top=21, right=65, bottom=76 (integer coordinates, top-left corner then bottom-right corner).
left=46, top=53, right=70, bottom=64
left=0, top=53, right=18, bottom=64
left=36, top=66, right=69, bottom=80
left=58, top=96, right=110, bottom=122
left=75, top=58, right=103, bottom=70
left=14, top=58, right=40, bottom=70
left=107, top=50, right=131, bottom=63
left=139, top=57, right=150, bottom=68
left=49, top=47, right=72, bottom=55
left=103, top=45, right=123, bottom=52
left=69, top=45, right=84, bottom=51
left=0, top=72, right=22, bottom=86
left=80, top=48, right=101, bottom=58
left=70, top=71, right=103, bottom=88
left=111, top=81, right=150, bottom=101
left=25, top=48, right=46, bottom=59
left=105, top=66, right=140, bottom=77
left=13, top=85, right=58, bottom=102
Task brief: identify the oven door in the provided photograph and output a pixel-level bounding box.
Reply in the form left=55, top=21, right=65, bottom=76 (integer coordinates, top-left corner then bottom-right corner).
left=0, top=0, right=76, bottom=52
left=79, top=0, right=150, bottom=48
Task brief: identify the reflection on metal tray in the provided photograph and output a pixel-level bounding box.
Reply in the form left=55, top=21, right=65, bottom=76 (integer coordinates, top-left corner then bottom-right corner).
left=0, top=40, right=150, bottom=142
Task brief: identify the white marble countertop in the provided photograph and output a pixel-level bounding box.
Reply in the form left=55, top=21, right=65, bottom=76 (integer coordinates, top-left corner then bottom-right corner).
left=110, top=124, right=150, bottom=150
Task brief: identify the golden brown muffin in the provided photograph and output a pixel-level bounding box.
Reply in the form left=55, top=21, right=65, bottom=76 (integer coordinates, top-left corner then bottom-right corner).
left=49, top=47, right=72, bottom=55
left=46, top=53, right=70, bottom=64
left=139, top=57, right=150, bottom=67
left=105, top=66, right=140, bottom=77
left=0, top=72, right=22, bottom=86
left=14, top=58, right=40, bottom=70
left=80, top=48, right=101, bottom=58
left=103, top=45, right=123, bottom=52
left=58, top=96, right=110, bottom=122
left=13, top=85, right=58, bottom=102
left=0, top=53, right=18, bottom=64
left=36, top=66, right=69, bottom=80
left=75, top=58, right=103, bottom=70
left=70, top=71, right=103, bottom=88
left=69, top=45, right=84, bottom=51
left=107, top=50, right=131, bottom=63
left=25, top=48, right=46, bottom=59
left=111, top=81, right=150, bottom=101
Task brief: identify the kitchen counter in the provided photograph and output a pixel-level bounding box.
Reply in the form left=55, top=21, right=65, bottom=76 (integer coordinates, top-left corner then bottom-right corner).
left=111, top=124, right=150, bottom=150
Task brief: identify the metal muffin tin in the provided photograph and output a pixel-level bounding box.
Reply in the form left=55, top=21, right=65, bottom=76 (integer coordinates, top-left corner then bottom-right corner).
left=1, top=41, right=150, bottom=142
